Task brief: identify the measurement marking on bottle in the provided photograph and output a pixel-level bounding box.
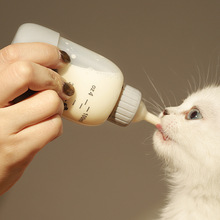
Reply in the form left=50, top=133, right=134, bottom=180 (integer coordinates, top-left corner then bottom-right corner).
left=79, top=113, right=88, bottom=122
left=79, top=103, right=83, bottom=109
left=86, top=107, right=90, bottom=112
left=84, top=99, right=88, bottom=105
left=72, top=100, right=76, bottom=106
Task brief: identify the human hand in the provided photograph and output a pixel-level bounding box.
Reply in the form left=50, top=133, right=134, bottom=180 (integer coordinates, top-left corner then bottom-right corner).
left=0, top=42, right=74, bottom=195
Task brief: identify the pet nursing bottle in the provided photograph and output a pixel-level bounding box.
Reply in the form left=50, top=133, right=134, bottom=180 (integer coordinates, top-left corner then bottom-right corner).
left=12, top=23, right=159, bottom=126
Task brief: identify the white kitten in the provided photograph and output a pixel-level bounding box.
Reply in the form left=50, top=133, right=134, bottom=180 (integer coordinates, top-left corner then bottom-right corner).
left=153, top=85, right=220, bottom=220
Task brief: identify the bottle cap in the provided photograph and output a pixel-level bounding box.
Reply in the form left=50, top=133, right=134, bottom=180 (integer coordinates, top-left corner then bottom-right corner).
left=108, top=85, right=142, bottom=126
left=12, top=23, right=60, bottom=46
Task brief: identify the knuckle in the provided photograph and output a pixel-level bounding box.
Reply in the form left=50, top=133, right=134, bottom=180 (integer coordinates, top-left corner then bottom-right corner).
left=43, top=69, right=57, bottom=88
left=0, top=45, right=19, bottom=63
left=11, top=61, right=33, bottom=85
left=2, top=147, right=31, bottom=171
left=1, top=144, right=16, bottom=164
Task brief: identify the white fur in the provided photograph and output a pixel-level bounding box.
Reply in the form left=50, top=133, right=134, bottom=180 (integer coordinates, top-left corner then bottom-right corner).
left=153, top=85, right=220, bottom=220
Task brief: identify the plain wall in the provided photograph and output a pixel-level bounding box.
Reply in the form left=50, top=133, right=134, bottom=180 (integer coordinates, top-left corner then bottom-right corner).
left=0, top=0, right=220, bottom=219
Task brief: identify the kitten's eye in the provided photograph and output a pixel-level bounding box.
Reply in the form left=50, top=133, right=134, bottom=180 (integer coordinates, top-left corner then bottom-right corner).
left=186, top=108, right=203, bottom=120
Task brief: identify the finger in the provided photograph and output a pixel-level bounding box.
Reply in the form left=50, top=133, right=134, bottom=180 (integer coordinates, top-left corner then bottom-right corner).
left=0, top=60, right=74, bottom=106
left=4, top=90, right=64, bottom=133
left=0, top=43, right=70, bottom=71
left=7, top=114, right=63, bottom=164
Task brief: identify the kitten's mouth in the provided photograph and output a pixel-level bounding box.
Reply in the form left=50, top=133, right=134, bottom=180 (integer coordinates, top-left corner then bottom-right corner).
left=156, top=124, right=170, bottom=141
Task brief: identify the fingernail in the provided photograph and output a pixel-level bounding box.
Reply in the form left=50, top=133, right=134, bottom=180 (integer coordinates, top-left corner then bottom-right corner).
left=60, top=50, right=71, bottom=63
left=63, top=82, right=75, bottom=96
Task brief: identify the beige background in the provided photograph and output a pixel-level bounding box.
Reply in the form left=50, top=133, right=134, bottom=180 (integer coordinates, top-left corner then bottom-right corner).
left=0, top=0, right=220, bottom=219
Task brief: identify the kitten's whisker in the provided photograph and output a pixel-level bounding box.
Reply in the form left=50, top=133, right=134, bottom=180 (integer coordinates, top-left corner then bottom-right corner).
left=165, top=93, right=172, bottom=108
left=152, top=98, right=163, bottom=110
left=142, top=135, right=154, bottom=145
left=191, top=74, right=197, bottom=92
left=204, top=56, right=217, bottom=87
left=149, top=98, right=164, bottom=113
left=214, top=55, right=220, bottom=86
left=142, top=98, right=162, bottom=114
left=143, top=69, right=166, bottom=109
left=198, top=67, right=202, bottom=91
left=195, top=64, right=203, bottom=91
left=206, top=57, right=212, bottom=88
left=169, top=90, right=178, bottom=106
left=187, top=79, right=193, bottom=95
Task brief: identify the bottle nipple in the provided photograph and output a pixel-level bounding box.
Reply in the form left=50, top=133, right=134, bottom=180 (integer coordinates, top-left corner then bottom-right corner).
left=132, top=101, right=160, bottom=125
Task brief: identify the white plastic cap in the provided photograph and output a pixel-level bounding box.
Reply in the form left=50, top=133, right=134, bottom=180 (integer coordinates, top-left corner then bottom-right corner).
left=12, top=23, right=60, bottom=46
left=12, top=23, right=122, bottom=73
left=108, top=85, right=142, bottom=126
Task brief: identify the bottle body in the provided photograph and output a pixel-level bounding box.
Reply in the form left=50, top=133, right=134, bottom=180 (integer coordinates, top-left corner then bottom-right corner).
left=12, top=23, right=157, bottom=127
left=58, top=37, right=124, bottom=125
left=59, top=63, right=123, bottom=125
left=12, top=24, right=124, bottom=126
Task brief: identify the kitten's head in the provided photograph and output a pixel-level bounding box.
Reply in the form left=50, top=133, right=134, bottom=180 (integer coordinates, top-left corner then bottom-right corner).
left=153, top=85, right=220, bottom=174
